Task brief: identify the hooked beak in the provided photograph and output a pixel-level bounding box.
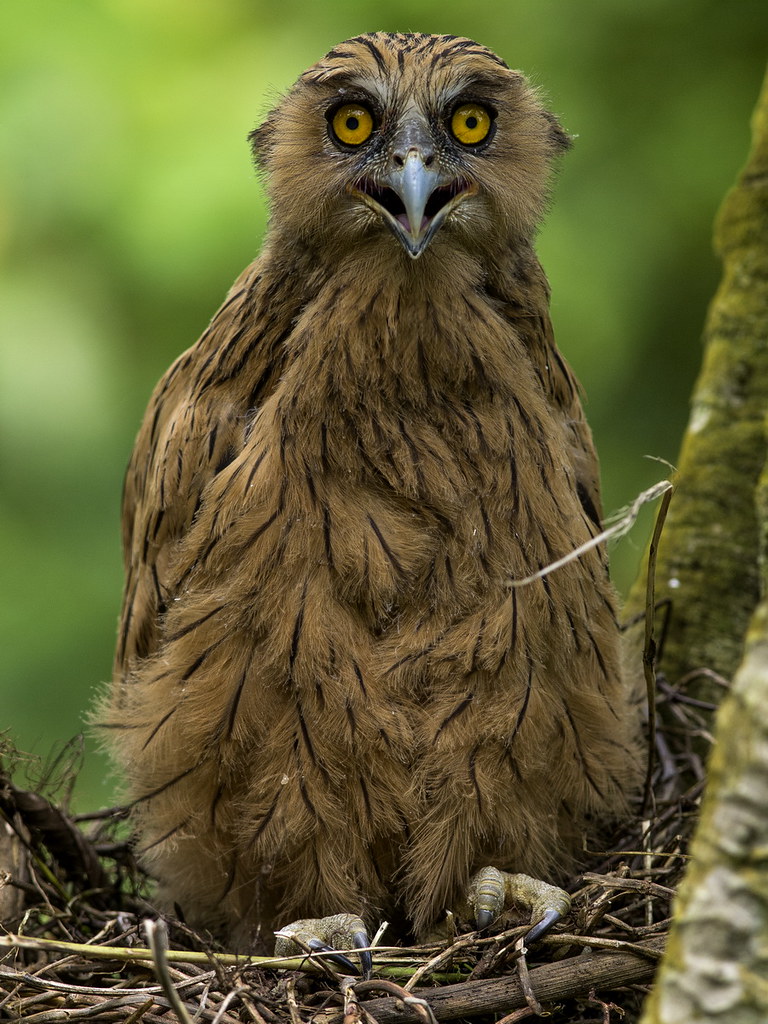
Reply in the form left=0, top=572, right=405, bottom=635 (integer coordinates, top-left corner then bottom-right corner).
left=352, top=151, right=474, bottom=259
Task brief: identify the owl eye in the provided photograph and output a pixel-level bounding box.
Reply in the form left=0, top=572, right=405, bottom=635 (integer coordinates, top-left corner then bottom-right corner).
left=450, top=103, right=494, bottom=146
left=330, top=104, right=375, bottom=146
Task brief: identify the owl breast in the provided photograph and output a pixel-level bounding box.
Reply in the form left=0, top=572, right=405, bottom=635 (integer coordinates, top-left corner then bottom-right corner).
left=317, top=479, right=438, bottom=630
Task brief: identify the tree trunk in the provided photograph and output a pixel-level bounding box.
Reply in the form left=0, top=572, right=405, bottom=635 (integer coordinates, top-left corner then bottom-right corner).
left=625, top=62, right=768, bottom=709
left=640, top=599, right=768, bottom=1023
left=639, top=63, right=768, bottom=1023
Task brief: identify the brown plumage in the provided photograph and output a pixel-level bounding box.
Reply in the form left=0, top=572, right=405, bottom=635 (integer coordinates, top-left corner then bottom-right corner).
left=101, top=32, right=640, bottom=951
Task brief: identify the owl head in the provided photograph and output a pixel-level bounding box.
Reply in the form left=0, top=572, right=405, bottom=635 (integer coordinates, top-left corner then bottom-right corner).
left=251, top=33, right=569, bottom=264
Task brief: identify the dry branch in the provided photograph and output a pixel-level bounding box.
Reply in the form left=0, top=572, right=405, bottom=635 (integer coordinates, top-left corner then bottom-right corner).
left=316, top=937, right=665, bottom=1024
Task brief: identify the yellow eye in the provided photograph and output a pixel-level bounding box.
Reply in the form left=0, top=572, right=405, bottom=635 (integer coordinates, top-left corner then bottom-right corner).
left=451, top=103, right=493, bottom=146
left=331, top=104, right=374, bottom=146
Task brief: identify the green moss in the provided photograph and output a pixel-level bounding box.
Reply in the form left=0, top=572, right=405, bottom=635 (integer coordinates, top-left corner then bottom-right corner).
left=641, top=598, right=768, bottom=1023
left=627, top=64, right=768, bottom=709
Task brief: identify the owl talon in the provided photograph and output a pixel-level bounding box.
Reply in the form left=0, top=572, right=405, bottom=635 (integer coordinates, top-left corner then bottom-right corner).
left=351, top=929, right=373, bottom=978
left=305, top=937, right=361, bottom=975
left=274, top=914, right=372, bottom=976
left=475, top=907, right=495, bottom=931
left=465, top=866, right=570, bottom=944
left=523, top=906, right=562, bottom=945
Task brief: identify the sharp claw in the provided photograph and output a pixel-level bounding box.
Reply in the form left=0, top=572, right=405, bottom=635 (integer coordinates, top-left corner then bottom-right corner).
left=306, top=937, right=359, bottom=974
left=274, top=914, right=371, bottom=975
left=523, top=907, right=561, bottom=946
left=475, top=908, right=494, bottom=931
left=352, top=929, right=373, bottom=978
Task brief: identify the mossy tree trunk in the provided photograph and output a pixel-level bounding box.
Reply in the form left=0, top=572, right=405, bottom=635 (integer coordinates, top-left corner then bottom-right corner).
left=625, top=64, right=768, bottom=709
left=639, top=63, right=768, bottom=1023
left=640, top=596, right=768, bottom=1024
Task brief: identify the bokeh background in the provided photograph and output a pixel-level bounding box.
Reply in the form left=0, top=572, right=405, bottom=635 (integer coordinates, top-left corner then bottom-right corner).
left=2, top=0, right=766, bottom=811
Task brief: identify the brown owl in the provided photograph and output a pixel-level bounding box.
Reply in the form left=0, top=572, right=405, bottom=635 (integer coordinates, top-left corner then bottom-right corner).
left=100, top=32, right=640, bottom=969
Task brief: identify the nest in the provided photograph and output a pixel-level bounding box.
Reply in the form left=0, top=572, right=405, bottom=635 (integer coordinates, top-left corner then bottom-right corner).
left=0, top=661, right=716, bottom=1024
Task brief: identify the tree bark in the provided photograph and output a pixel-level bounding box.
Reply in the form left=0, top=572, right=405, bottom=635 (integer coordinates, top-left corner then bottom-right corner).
left=625, top=62, right=768, bottom=709
left=639, top=599, right=768, bottom=1023
left=639, top=63, right=768, bottom=1023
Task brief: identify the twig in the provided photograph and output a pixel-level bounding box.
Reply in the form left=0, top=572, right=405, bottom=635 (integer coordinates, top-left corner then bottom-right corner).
left=514, top=940, right=542, bottom=1017
left=0, top=965, right=212, bottom=998
left=468, top=928, right=527, bottom=980
left=507, top=480, right=672, bottom=588
left=403, top=931, right=483, bottom=991
left=123, top=997, right=155, bottom=1024
left=145, top=918, right=194, bottom=1024
left=355, top=980, right=437, bottom=1024
left=581, top=874, right=676, bottom=900
left=643, top=482, right=674, bottom=811
left=494, top=1010, right=536, bottom=1024
left=541, top=933, right=663, bottom=960
left=0, top=932, right=327, bottom=971
left=285, top=977, right=303, bottom=1024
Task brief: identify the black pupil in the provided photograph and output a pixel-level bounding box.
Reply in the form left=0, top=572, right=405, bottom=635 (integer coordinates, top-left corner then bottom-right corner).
left=466, top=115, right=478, bottom=130
left=346, top=115, right=359, bottom=131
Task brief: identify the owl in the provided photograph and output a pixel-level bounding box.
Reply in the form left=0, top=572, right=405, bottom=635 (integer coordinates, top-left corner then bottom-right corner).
left=100, top=32, right=640, bottom=969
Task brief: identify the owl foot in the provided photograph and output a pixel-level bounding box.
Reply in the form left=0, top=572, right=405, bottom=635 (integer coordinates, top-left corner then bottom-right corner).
left=274, top=913, right=372, bottom=976
left=465, top=866, right=571, bottom=945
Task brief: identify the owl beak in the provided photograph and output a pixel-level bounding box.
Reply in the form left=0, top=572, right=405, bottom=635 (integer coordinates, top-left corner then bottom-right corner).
left=353, top=152, right=473, bottom=259
left=385, top=152, right=441, bottom=257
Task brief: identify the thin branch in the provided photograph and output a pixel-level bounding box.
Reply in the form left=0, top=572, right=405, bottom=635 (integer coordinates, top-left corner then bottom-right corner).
left=507, top=481, right=673, bottom=588
left=145, top=918, right=194, bottom=1024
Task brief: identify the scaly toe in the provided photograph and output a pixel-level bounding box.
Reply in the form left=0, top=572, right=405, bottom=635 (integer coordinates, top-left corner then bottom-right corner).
left=274, top=913, right=371, bottom=976
left=463, top=867, right=571, bottom=944
left=466, top=865, right=506, bottom=931
left=507, top=872, right=571, bottom=945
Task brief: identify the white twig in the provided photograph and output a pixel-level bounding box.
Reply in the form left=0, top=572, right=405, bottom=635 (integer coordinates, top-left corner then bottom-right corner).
left=507, top=480, right=673, bottom=588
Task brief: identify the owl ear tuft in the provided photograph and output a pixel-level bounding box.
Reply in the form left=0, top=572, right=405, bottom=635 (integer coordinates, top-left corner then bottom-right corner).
left=543, top=111, right=572, bottom=154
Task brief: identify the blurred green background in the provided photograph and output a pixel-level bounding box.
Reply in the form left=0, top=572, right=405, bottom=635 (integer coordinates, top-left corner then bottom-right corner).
left=2, top=0, right=766, bottom=811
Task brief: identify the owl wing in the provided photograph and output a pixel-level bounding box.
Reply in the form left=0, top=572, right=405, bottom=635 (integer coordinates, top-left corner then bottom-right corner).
left=490, top=252, right=603, bottom=532
left=114, top=258, right=285, bottom=680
